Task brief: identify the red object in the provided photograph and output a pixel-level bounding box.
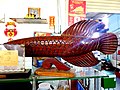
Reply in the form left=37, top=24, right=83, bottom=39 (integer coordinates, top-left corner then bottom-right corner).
left=8, top=38, right=13, bottom=41
left=42, top=58, right=70, bottom=71
left=4, top=20, right=118, bottom=68
left=34, top=32, right=51, bottom=37
left=4, top=29, right=17, bottom=37
left=4, top=22, right=17, bottom=37
left=5, top=22, right=16, bottom=27
left=118, top=50, right=120, bottom=55
left=71, top=80, right=78, bottom=90
left=115, top=71, right=120, bottom=78
left=68, top=0, right=86, bottom=26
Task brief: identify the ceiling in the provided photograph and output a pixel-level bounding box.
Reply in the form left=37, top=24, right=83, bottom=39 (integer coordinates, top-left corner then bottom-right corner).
left=86, top=0, right=120, bottom=13
left=86, top=0, right=120, bottom=20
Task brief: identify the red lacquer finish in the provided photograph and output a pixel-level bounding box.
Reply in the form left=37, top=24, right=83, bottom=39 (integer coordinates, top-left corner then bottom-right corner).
left=4, top=20, right=118, bottom=68
left=42, top=58, right=70, bottom=71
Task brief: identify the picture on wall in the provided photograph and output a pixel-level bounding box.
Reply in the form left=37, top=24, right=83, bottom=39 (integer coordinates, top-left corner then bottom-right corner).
left=28, top=7, right=41, bottom=18
left=34, top=32, right=52, bottom=37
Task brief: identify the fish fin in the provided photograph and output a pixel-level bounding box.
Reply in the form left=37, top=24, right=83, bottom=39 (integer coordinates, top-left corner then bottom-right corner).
left=61, top=20, right=105, bottom=37
left=62, top=52, right=99, bottom=67
left=99, top=33, right=118, bottom=54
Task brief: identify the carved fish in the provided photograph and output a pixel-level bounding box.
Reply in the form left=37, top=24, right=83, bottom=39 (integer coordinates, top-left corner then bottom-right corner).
left=4, top=20, right=118, bottom=67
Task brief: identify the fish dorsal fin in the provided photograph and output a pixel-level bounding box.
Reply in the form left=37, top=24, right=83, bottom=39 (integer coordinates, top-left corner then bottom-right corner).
left=62, top=52, right=99, bottom=67
left=62, top=20, right=102, bottom=37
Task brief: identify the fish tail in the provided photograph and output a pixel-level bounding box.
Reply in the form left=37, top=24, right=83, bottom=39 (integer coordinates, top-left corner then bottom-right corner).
left=99, top=33, right=118, bottom=54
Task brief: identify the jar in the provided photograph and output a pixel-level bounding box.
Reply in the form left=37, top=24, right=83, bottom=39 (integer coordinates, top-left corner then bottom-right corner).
left=37, top=83, right=52, bottom=90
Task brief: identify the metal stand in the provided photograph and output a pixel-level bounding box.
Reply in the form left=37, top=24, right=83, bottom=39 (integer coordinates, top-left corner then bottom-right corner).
left=32, top=76, right=37, bottom=90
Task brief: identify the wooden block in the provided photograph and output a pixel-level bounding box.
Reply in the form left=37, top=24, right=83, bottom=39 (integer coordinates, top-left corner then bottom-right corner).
left=35, top=67, right=75, bottom=78
left=0, top=75, right=6, bottom=78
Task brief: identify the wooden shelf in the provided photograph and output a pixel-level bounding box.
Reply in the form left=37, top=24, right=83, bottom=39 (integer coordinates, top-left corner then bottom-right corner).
left=10, top=18, right=48, bottom=24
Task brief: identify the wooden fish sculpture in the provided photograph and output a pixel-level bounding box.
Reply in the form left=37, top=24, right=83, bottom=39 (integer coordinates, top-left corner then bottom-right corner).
left=4, top=20, right=118, bottom=70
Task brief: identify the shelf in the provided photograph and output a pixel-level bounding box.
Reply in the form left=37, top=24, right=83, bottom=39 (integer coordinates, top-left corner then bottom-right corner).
left=10, top=18, right=48, bottom=24
left=0, top=17, right=5, bottom=23
left=0, top=67, right=110, bottom=82
left=34, top=67, right=109, bottom=81
left=0, top=69, right=32, bottom=83
left=0, top=78, right=32, bottom=83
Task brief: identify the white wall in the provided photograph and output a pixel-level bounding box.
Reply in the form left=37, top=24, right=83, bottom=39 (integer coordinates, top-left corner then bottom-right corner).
left=0, top=0, right=59, bottom=44
left=0, top=0, right=63, bottom=69
left=0, top=0, right=57, bottom=19
left=59, top=0, right=69, bottom=33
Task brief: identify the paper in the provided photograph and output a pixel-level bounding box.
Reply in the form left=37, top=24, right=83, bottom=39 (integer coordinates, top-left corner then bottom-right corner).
left=0, top=50, right=18, bottom=66
left=25, top=57, right=32, bottom=69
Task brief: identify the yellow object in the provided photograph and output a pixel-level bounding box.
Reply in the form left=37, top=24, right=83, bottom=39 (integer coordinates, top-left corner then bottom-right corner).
left=31, top=14, right=35, bottom=18
left=25, top=14, right=29, bottom=18
left=0, top=50, right=18, bottom=66
left=35, top=67, right=75, bottom=77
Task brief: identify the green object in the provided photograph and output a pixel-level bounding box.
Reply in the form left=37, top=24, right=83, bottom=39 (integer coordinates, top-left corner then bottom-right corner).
left=101, top=77, right=116, bottom=89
